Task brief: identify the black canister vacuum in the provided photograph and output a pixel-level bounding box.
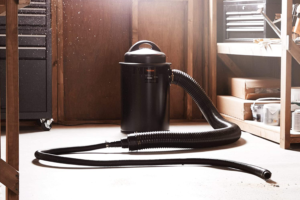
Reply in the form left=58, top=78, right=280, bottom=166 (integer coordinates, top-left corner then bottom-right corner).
left=35, top=41, right=272, bottom=180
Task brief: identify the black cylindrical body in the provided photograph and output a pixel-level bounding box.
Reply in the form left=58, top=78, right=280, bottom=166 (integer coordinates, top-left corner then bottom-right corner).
left=120, top=41, right=171, bottom=133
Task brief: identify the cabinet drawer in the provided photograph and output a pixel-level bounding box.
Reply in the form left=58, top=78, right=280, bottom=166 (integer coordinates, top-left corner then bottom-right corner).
left=0, top=47, right=46, bottom=59
left=0, top=34, right=46, bottom=47
left=0, top=60, right=47, bottom=112
left=223, top=0, right=284, bottom=41
left=19, top=7, right=47, bottom=15
left=19, top=0, right=47, bottom=14
left=0, top=14, right=46, bottom=27
left=28, top=0, right=47, bottom=9
left=224, top=3, right=265, bottom=40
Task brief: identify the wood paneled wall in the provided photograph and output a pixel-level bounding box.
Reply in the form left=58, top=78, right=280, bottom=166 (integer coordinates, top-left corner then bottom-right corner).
left=52, top=0, right=300, bottom=123
left=62, top=0, right=131, bottom=121
left=52, top=0, right=207, bottom=123
left=136, top=1, right=187, bottom=119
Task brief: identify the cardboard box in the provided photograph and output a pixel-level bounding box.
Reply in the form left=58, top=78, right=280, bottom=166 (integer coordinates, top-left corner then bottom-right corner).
left=217, top=96, right=280, bottom=120
left=229, top=77, right=280, bottom=100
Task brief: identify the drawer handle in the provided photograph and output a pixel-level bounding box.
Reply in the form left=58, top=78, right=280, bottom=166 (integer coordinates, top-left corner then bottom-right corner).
left=30, top=2, right=46, bottom=5
left=0, top=34, right=46, bottom=38
left=227, top=22, right=264, bottom=26
left=0, top=47, right=46, bottom=50
left=226, top=28, right=264, bottom=32
left=18, top=14, right=46, bottom=17
left=226, top=11, right=260, bottom=15
left=227, top=16, right=264, bottom=21
left=19, top=8, right=46, bottom=11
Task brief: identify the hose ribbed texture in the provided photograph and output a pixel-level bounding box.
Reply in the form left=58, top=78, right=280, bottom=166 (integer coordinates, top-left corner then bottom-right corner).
left=34, top=69, right=272, bottom=180
left=125, top=70, right=241, bottom=151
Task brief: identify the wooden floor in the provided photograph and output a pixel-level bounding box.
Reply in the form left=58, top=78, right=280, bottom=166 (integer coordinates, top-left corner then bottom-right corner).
left=1, top=122, right=300, bottom=200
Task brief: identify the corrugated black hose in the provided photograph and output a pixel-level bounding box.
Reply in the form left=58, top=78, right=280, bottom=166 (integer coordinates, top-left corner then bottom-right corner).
left=35, top=69, right=272, bottom=180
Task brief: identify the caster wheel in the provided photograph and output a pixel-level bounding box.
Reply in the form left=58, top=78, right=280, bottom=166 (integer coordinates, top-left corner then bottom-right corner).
left=39, top=118, right=53, bottom=131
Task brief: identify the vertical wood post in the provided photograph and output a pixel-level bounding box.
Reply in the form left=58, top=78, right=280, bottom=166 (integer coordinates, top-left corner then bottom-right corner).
left=203, top=0, right=209, bottom=94
left=186, top=0, right=193, bottom=119
left=209, top=0, right=217, bottom=105
left=57, top=0, right=64, bottom=123
left=280, top=0, right=293, bottom=149
left=5, top=0, right=19, bottom=199
left=132, top=0, right=138, bottom=44
left=51, top=0, right=58, bottom=122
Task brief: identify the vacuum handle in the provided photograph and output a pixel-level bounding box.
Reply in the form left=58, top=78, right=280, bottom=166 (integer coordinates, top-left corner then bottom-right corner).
left=129, top=40, right=161, bottom=52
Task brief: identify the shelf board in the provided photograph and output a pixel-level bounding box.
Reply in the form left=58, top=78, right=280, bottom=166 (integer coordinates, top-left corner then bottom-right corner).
left=221, top=114, right=300, bottom=144
left=0, top=0, right=30, bottom=16
left=217, top=42, right=282, bottom=57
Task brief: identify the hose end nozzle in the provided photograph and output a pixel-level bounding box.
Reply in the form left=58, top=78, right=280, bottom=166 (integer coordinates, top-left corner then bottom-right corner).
left=263, top=170, right=272, bottom=180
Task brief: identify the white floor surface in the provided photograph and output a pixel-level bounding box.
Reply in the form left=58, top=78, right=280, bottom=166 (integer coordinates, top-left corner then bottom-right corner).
left=1, top=122, right=300, bottom=200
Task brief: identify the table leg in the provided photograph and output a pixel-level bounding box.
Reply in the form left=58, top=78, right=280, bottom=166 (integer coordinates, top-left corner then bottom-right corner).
left=5, top=0, right=19, bottom=199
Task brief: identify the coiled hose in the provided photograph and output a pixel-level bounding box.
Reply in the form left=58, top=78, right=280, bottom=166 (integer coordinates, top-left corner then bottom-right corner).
left=35, top=69, right=272, bottom=180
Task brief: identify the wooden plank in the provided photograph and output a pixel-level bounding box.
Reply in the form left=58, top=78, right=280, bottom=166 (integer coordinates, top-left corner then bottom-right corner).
left=202, top=0, right=209, bottom=94
left=132, top=0, right=138, bottom=44
left=217, top=43, right=282, bottom=57
left=138, top=0, right=187, bottom=119
left=191, top=0, right=204, bottom=119
left=186, top=0, right=193, bottom=120
left=290, top=135, right=300, bottom=144
left=290, top=129, right=300, bottom=143
left=217, top=54, right=246, bottom=77
left=288, top=37, right=300, bottom=65
left=222, top=114, right=280, bottom=143
left=134, top=0, right=193, bottom=120
left=280, top=0, right=293, bottom=149
left=5, top=0, right=19, bottom=199
left=57, top=0, right=64, bottom=123
left=0, top=159, right=19, bottom=195
left=51, top=0, right=58, bottom=122
left=291, top=133, right=300, bottom=138
left=223, top=114, right=300, bottom=144
left=209, top=0, right=217, bottom=105
left=62, top=0, right=131, bottom=121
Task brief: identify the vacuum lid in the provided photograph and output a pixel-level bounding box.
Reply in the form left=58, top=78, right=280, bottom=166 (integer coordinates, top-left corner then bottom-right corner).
left=124, top=40, right=166, bottom=63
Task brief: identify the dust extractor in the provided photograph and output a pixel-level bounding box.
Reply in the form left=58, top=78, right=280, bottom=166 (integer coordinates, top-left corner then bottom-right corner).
left=35, top=41, right=272, bottom=180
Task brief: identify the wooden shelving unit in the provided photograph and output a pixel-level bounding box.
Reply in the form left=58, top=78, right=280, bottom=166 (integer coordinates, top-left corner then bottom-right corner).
left=217, top=43, right=282, bottom=57
left=222, top=114, right=300, bottom=144
left=210, top=0, right=300, bottom=149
